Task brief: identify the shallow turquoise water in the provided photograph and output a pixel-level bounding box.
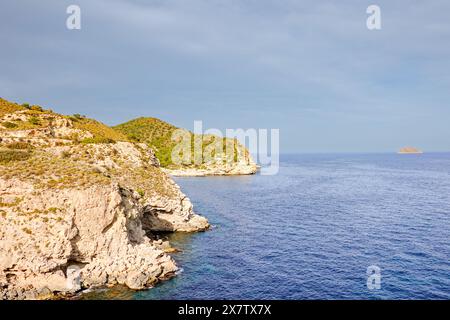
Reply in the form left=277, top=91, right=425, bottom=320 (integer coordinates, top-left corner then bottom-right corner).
left=91, top=153, right=450, bottom=299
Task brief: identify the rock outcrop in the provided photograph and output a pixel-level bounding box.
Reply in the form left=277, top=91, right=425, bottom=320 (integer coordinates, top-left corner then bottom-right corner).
left=0, top=99, right=209, bottom=299
left=0, top=181, right=178, bottom=299
left=398, top=147, right=423, bottom=154
left=162, top=152, right=258, bottom=176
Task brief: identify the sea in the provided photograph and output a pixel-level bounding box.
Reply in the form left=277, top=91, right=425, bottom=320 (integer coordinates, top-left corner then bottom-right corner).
left=84, top=153, right=450, bottom=300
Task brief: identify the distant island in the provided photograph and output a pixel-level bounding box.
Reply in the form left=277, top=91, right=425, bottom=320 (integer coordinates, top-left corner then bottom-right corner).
left=398, top=147, right=423, bottom=154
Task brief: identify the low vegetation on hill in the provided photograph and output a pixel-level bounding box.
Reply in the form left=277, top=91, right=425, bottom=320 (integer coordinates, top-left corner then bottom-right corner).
left=69, top=115, right=129, bottom=144
left=113, top=117, right=240, bottom=168
left=0, top=98, right=25, bottom=117
left=0, top=102, right=169, bottom=196
left=113, top=117, right=181, bottom=167
left=1, top=98, right=256, bottom=175
left=0, top=98, right=128, bottom=144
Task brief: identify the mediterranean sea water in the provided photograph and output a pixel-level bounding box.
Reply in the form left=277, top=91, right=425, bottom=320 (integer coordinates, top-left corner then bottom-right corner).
left=88, top=153, right=450, bottom=299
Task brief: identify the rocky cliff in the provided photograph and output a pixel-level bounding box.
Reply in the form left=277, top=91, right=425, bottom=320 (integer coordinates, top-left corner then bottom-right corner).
left=0, top=99, right=209, bottom=299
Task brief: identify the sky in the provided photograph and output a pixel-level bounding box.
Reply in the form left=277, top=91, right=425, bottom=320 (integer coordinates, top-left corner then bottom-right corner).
left=1, top=0, right=449, bottom=153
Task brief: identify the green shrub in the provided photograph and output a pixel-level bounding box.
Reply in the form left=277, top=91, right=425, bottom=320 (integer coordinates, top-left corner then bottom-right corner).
left=28, top=116, right=40, bottom=125
left=21, top=103, right=30, bottom=109
left=127, top=134, right=140, bottom=142
left=69, top=114, right=84, bottom=122
left=30, top=105, right=43, bottom=112
left=0, top=150, right=31, bottom=164
left=0, top=197, right=22, bottom=207
left=61, top=150, right=71, bottom=158
left=5, top=142, right=32, bottom=150
left=81, top=137, right=115, bottom=144
left=2, top=121, right=18, bottom=129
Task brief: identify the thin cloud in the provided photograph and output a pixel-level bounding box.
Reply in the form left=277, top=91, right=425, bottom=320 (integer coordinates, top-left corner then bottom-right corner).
left=0, top=0, right=449, bottom=152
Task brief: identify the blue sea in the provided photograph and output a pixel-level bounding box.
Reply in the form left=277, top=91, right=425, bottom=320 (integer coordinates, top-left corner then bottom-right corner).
left=89, top=153, right=450, bottom=300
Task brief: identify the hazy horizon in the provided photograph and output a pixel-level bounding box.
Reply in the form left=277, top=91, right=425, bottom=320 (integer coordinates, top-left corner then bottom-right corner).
left=1, top=0, right=450, bottom=153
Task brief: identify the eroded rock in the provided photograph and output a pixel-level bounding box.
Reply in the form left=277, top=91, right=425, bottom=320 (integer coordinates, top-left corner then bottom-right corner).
left=0, top=106, right=209, bottom=299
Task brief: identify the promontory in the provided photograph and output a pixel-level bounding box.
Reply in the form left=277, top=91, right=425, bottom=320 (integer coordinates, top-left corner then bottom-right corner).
left=0, top=98, right=256, bottom=299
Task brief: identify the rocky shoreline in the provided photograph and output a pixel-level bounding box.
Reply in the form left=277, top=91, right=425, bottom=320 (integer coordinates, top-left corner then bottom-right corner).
left=0, top=98, right=259, bottom=300
left=0, top=101, right=210, bottom=299
left=162, top=162, right=258, bottom=177
left=0, top=151, right=208, bottom=299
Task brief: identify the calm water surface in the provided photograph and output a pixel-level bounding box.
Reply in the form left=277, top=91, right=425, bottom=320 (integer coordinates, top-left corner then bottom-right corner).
left=87, top=153, right=450, bottom=299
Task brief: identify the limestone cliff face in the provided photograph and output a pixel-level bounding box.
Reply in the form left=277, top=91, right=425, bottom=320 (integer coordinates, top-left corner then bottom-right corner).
left=0, top=103, right=209, bottom=299
left=0, top=181, right=178, bottom=299
left=162, top=144, right=258, bottom=177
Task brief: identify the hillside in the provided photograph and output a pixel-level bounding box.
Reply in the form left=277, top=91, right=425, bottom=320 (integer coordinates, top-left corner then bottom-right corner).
left=0, top=98, right=208, bottom=299
left=113, top=117, right=180, bottom=167
left=114, top=117, right=257, bottom=176
left=0, top=98, right=25, bottom=117
left=0, top=98, right=128, bottom=144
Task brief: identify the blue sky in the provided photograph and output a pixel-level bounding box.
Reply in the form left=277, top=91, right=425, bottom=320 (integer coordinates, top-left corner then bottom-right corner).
left=1, top=0, right=449, bottom=152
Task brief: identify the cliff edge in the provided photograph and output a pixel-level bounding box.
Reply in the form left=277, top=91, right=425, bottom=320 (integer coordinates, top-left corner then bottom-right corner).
left=0, top=99, right=209, bottom=299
